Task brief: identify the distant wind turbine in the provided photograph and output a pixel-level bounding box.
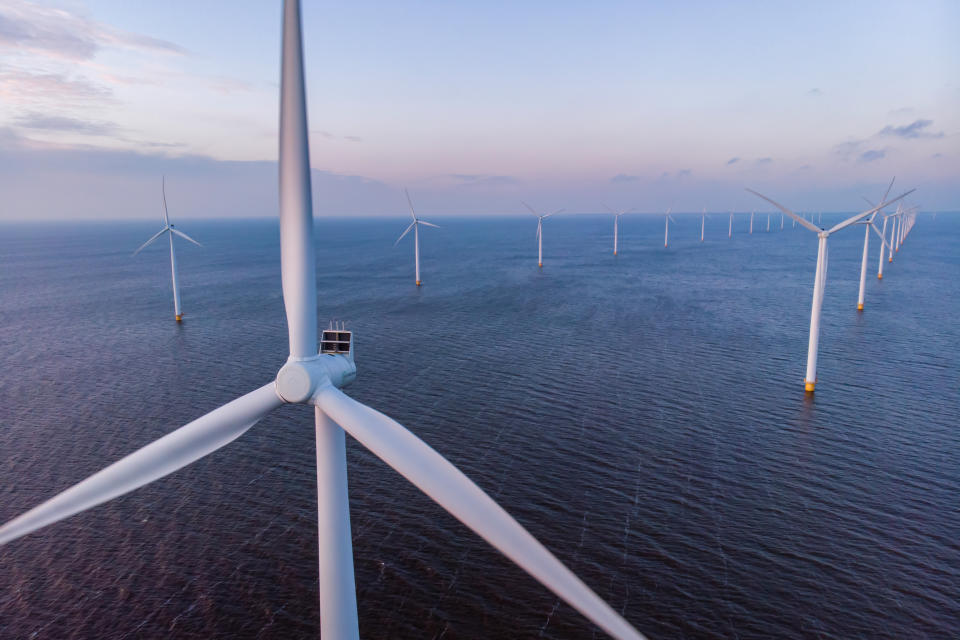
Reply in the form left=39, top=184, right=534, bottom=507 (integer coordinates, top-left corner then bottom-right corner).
left=664, top=208, right=676, bottom=247
left=700, top=209, right=707, bottom=242
left=728, top=212, right=733, bottom=238
left=749, top=211, right=755, bottom=234
left=856, top=177, right=896, bottom=309
left=876, top=205, right=896, bottom=278
left=395, top=189, right=439, bottom=286
left=0, top=3, right=648, bottom=639
left=780, top=213, right=784, bottom=230
left=766, top=213, right=771, bottom=232
left=747, top=186, right=913, bottom=392
left=603, top=204, right=634, bottom=255
left=133, top=176, right=202, bottom=322
left=524, top=201, right=564, bottom=267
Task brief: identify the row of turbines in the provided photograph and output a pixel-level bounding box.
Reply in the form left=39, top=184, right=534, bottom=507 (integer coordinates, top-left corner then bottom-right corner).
left=138, top=177, right=918, bottom=397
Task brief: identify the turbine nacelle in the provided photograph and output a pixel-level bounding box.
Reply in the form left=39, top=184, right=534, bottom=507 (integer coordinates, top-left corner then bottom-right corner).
left=276, top=329, right=356, bottom=403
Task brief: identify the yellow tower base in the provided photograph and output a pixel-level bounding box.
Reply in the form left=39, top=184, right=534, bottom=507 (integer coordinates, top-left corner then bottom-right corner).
left=888, top=257, right=893, bottom=263
left=877, top=273, right=882, bottom=279
left=538, top=263, right=542, bottom=268
left=857, top=303, right=864, bottom=311
left=175, top=314, right=183, bottom=323
left=804, top=380, right=816, bottom=392
left=415, top=281, right=421, bottom=286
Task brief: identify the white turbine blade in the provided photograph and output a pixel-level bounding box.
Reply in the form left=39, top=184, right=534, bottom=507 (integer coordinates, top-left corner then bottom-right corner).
left=870, top=222, right=893, bottom=252
left=394, top=221, right=416, bottom=246
left=316, top=387, right=647, bottom=640
left=133, top=228, right=169, bottom=256
left=881, top=176, right=895, bottom=204
left=745, top=188, right=821, bottom=233
left=521, top=201, right=539, bottom=216
left=602, top=203, right=616, bottom=214
left=548, top=207, right=566, bottom=217
left=418, top=220, right=440, bottom=229
left=278, top=0, right=317, bottom=358
left=404, top=188, right=417, bottom=221
left=161, top=176, right=171, bottom=227
left=171, top=228, right=203, bottom=248
left=0, top=384, right=281, bottom=546
left=827, top=189, right=915, bottom=234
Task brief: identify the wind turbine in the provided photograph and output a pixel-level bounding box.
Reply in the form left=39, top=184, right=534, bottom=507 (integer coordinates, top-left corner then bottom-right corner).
left=749, top=211, right=755, bottom=234
left=856, top=177, right=896, bottom=310
left=133, top=176, right=202, bottom=322
left=395, top=189, right=439, bottom=286
left=523, top=201, right=563, bottom=267
left=780, top=213, right=784, bottom=230
left=746, top=186, right=913, bottom=392
left=603, top=204, right=634, bottom=255
left=664, top=208, right=676, bottom=247
left=876, top=204, right=896, bottom=278
left=728, top=212, right=733, bottom=238
left=766, top=213, right=771, bottom=232
left=700, top=208, right=707, bottom=242
left=0, top=4, right=647, bottom=640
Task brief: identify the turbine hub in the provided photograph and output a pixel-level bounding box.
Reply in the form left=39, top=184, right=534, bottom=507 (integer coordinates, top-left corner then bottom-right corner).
left=275, top=329, right=357, bottom=403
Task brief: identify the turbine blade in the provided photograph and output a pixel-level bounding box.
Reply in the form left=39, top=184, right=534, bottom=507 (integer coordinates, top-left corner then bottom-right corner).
left=827, top=189, right=915, bottom=234
left=601, top=203, right=616, bottom=214
left=278, top=0, right=318, bottom=358
left=549, top=207, right=566, bottom=216
left=870, top=222, right=893, bottom=252
left=881, top=176, right=895, bottom=203
left=171, top=228, right=203, bottom=247
left=521, top=201, right=538, bottom=216
left=133, top=228, right=169, bottom=256
left=161, top=176, right=171, bottom=227
left=862, top=196, right=877, bottom=208
left=418, top=220, right=440, bottom=229
left=404, top=188, right=417, bottom=221
left=316, top=387, right=647, bottom=640
left=0, top=384, right=281, bottom=546
left=745, top=188, right=821, bottom=233
left=394, top=221, right=416, bottom=246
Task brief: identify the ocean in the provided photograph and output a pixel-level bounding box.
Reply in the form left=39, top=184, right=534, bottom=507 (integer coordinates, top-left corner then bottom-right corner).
left=0, top=213, right=957, bottom=639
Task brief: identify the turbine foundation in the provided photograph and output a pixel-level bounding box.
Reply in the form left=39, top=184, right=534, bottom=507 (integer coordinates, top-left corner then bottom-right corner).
left=415, top=280, right=421, bottom=287
left=804, top=380, right=816, bottom=393
left=175, top=314, right=183, bottom=323
left=857, top=303, right=864, bottom=311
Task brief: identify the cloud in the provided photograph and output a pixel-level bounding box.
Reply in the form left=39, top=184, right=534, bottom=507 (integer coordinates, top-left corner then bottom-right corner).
left=806, top=88, right=822, bottom=96
left=888, top=107, right=915, bottom=116
left=676, top=169, right=692, bottom=178
left=0, top=0, right=185, bottom=61
left=833, top=139, right=865, bottom=161
left=798, top=164, right=813, bottom=171
left=878, top=119, right=944, bottom=139
left=859, top=149, right=886, bottom=163
left=343, top=135, right=362, bottom=143
left=14, top=111, right=117, bottom=136
left=610, top=173, right=639, bottom=183
left=451, top=174, right=519, bottom=187
left=0, top=67, right=113, bottom=103
left=755, top=157, right=773, bottom=165
left=726, top=157, right=739, bottom=165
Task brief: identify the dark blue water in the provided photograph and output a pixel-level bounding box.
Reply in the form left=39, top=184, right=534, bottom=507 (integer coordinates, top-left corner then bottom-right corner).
left=1, top=214, right=957, bottom=639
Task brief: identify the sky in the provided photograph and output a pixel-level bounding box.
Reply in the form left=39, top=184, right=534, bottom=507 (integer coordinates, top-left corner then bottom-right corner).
left=1, top=0, right=958, bottom=220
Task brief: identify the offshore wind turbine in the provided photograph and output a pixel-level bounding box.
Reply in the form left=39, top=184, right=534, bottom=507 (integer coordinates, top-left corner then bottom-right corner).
left=133, top=176, right=202, bottom=322
left=524, top=201, right=563, bottom=267
left=0, top=4, right=647, bottom=639
left=395, top=189, right=439, bottom=286
left=856, top=178, right=896, bottom=309
left=700, top=208, right=707, bottom=242
left=603, top=204, right=634, bottom=255
left=664, top=208, right=676, bottom=247
left=766, top=213, right=771, bottom=232
left=747, top=186, right=913, bottom=392
left=749, top=211, right=755, bottom=234
left=876, top=204, right=897, bottom=278
left=728, top=212, right=733, bottom=238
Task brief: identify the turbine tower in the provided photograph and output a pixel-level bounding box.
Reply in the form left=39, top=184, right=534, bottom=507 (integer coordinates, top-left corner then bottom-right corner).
left=663, top=208, right=675, bottom=247
left=523, top=201, right=563, bottom=267
left=700, top=208, right=706, bottom=242
left=747, top=186, right=912, bottom=392
left=603, top=204, right=634, bottom=255
left=0, top=4, right=647, bottom=639
left=133, top=176, right=202, bottom=322
left=728, top=212, right=733, bottom=238
left=395, top=189, right=439, bottom=286
left=856, top=177, right=896, bottom=310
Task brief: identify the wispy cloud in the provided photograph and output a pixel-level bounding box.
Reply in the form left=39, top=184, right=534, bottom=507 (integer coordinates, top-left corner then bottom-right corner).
left=0, top=0, right=185, bottom=61
left=755, top=157, right=773, bottom=165
left=451, top=174, right=519, bottom=187
left=14, top=111, right=117, bottom=136
left=878, top=119, right=944, bottom=139
left=726, top=157, right=739, bottom=165
left=0, top=67, right=112, bottom=103
left=859, top=149, right=886, bottom=163
left=806, top=88, right=822, bottom=97
left=610, top=173, right=639, bottom=183
left=677, top=169, right=692, bottom=178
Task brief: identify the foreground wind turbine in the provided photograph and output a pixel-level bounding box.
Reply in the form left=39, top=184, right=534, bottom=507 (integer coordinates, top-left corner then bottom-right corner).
left=603, top=204, right=634, bottom=255
left=395, top=189, right=439, bottom=286
left=133, top=177, right=202, bottom=322
left=747, top=186, right=913, bottom=392
left=856, top=177, right=896, bottom=309
left=0, top=4, right=647, bottom=639
left=664, top=208, right=676, bottom=247
left=524, top=201, right=564, bottom=267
